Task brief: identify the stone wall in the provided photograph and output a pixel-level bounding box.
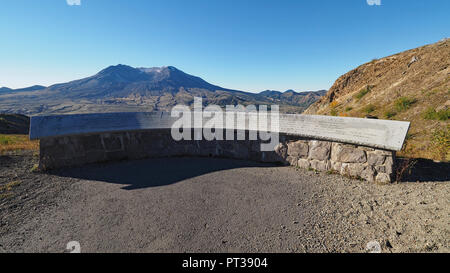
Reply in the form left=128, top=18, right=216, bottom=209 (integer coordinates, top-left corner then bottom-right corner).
left=281, top=140, right=395, bottom=183
left=39, top=129, right=395, bottom=183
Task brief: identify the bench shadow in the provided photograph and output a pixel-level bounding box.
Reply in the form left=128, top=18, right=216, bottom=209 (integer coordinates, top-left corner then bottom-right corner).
left=49, top=157, right=281, bottom=190
left=48, top=157, right=449, bottom=189
left=398, top=158, right=450, bottom=183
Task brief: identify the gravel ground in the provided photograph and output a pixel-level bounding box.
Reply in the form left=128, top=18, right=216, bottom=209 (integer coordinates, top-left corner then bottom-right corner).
left=0, top=153, right=449, bottom=253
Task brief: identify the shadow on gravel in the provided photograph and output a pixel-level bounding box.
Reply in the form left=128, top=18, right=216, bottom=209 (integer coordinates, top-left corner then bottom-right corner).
left=50, top=157, right=280, bottom=190
left=398, top=158, right=450, bottom=183
left=0, top=155, right=13, bottom=164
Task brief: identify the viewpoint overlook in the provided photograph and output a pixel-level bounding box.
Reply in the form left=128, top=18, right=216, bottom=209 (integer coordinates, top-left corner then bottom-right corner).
left=0, top=0, right=449, bottom=256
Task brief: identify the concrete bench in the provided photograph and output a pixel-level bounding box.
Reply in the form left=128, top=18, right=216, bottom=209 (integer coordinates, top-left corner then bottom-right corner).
left=30, top=112, right=410, bottom=183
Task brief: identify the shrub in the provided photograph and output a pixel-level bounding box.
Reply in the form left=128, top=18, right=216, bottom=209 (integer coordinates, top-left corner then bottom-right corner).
left=395, top=158, right=418, bottom=182
left=394, top=97, right=417, bottom=112
left=423, top=107, right=436, bottom=120
left=436, top=109, right=450, bottom=121
left=405, top=133, right=415, bottom=140
left=363, top=104, right=376, bottom=114
left=423, top=107, right=450, bottom=121
left=31, top=164, right=40, bottom=173
left=345, top=106, right=353, bottom=112
left=384, top=110, right=397, bottom=119
left=330, top=101, right=339, bottom=108
left=431, top=125, right=450, bottom=161
left=355, top=87, right=371, bottom=100
left=329, top=101, right=339, bottom=116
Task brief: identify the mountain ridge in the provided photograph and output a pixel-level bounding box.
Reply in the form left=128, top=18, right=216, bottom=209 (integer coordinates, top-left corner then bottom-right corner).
left=0, top=65, right=326, bottom=115
left=0, top=85, right=46, bottom=94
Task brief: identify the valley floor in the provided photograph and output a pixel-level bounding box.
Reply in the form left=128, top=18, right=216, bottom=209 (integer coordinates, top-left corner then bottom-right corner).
left=0, top=154, right=448, bottom=253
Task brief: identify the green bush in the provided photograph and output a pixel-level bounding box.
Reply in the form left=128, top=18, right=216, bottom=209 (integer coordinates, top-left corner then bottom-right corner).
left=405, top=133, right=415, bottom=140
left=363, top=104, right=376, bottom=114
left=384, top=110, right=397, bottom=119
left=0, top=135, right=11, bottom=145
left=395, top=97, right=417, bottom=112
left=345, top=106, right=353, bottom=112
left=423, top=107, right=450, bottom=121
left=355, top=87, right=371, bottom=100
left=330, top=109, right=338, bottom=116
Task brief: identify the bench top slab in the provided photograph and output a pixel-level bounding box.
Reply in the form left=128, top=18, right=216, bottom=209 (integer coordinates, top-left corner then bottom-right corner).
left=30, top=112, right=410, bottom=151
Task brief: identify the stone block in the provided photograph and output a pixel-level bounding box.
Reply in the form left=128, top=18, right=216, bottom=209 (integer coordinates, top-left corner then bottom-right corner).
left=287, top=140, right=309, bottom=158
left=331, top=161, right=342, bottom=172
left=80, top=135, right=103, bottom=151
left=375, top=165, right=386, bottom=173
left=376, top=173, right=392, bottom=183
left=101, top=134, right=124, bottom=152
left=367, top=151, right=386, bottom=166
left=298, top=158, right=311, bottom=169
left=274, top=143, right=288, bottom=160
left=310, top=160, right=331, bottom=172
left=340, top=163, right=365, bottom=177
left=286, top=156, right=298, bottom=166
left=308, top=140, right=331, bottom=161
left=361, top=166, right=376, bottom=182
left=384, top=156, right=395, bottom=175
left=332, top=143, right=367, bottom=163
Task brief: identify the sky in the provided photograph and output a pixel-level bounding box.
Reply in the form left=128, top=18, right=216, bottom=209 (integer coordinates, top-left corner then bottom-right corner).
left=0, top=0, right=449, bottom=92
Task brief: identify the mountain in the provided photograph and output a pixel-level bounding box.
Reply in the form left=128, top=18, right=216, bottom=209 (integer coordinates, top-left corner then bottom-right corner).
left=304, top=39, right=450, bottom=161
left=0, top=85, right=46, bottom=94
left=259, top=89, right=327, bottom=106
left=0, top=65, right=326, bottom=115
left=0, top=87, right=12, bottom=93
left=14, top=85, right=46, bottom=92
left=46, top=65, right=237, bottom=99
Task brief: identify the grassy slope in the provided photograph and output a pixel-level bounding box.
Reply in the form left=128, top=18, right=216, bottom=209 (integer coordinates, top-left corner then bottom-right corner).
left=304, top=39, right=450, bottom=161
left=0, top=134, right=39, bottom=154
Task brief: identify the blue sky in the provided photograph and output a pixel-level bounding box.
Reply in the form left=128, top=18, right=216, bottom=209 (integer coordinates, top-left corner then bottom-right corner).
left=0, top=0, right=449, bottom=92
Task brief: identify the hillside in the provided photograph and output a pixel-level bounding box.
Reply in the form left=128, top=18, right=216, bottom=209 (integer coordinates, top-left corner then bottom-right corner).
left=0, top=65, right=324, bottom=115
left=304, top=39, right=450, bottom=161
left=0, top=87, right=12, bottom=93
left=259, top=89, right=326, bottom=107
left=0, top=114, right=30, bottom=134
left=0, top=85, right=46, bottom=94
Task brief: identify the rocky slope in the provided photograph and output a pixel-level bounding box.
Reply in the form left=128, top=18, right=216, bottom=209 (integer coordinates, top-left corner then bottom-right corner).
left=304, top=39, right=450, bottom=161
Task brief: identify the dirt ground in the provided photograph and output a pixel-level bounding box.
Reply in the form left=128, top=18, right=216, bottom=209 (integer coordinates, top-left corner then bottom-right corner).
left=0, top=152, right=448, bottom=253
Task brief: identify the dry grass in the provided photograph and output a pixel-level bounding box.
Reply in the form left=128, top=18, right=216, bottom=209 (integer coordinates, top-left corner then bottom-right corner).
left=0, top=180, right=21, bottom=200
left=0, top=134, right=39, bottom=154
left=0, top=180, right=21, bottom=192
left=430, top=125, right=450, bottom=161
